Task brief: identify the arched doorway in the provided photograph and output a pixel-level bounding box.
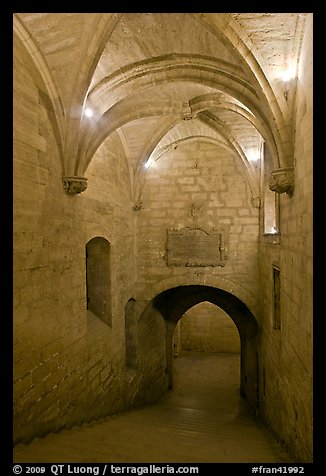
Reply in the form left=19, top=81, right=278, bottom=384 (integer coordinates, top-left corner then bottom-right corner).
left=173, top=301, right=240, bottom=355
left=153, top=285, right=259, bottom=411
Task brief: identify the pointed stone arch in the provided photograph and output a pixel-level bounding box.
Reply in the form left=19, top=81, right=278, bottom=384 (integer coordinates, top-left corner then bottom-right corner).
left=77, top=55, right=275, bottom=175
left=190, top=13, right=293, bottom=168
left=147, top=284, right=260, bottom=410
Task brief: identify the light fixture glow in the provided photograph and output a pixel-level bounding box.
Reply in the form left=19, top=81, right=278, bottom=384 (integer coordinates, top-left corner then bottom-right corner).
left=247, top=150, right=260, bottom=163
left=84, top=107, right=93, bottom=118
left=144, top=159, right=152, bottom=169
left=282, top=67, right=296, bottom=82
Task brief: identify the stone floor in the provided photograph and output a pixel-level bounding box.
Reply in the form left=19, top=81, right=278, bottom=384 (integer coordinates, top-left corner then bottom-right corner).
left=13, top=351, right=294, bottom=463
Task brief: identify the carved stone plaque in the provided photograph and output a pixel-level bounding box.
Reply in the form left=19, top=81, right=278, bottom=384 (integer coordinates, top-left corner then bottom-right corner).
left=166, top=227, right=226, bottom=267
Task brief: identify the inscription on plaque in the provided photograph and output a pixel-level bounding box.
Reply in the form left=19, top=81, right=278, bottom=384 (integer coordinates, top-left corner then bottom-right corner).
left=166, top=227, right=227, bottom=267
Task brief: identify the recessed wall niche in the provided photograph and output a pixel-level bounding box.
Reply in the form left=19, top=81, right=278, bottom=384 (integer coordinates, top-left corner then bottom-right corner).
left=86, top=237, right=112, bottom=326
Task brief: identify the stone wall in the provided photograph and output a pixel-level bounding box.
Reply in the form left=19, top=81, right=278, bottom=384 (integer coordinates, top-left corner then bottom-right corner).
left=135, top=140, right=260, bottom=313
left=13, top=35, right=167, bottom=444
left=13, top=14, right=313, bottom=461
left=175, top=301, right=240, bottom=354
left=258, top=15, right=313, bottom=462
left=133, top=139, right=260, bottom=408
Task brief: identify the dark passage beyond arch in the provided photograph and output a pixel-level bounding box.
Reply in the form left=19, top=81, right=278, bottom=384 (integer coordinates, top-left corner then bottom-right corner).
left=153, top=285, right=259, bottom=410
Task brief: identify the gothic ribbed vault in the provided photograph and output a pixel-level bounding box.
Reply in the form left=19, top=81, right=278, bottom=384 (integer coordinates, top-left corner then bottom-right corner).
left=13, top=12, right=307, bottom=201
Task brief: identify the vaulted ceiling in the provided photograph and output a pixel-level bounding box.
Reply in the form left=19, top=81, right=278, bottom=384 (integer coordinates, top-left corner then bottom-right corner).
left=13, top=12, right=308, bottom=200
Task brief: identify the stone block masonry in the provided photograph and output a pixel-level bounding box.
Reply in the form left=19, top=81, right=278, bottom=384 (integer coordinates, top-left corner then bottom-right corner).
left=13, top=14, right=313, bottom=463
left=177, top=302, right=240, bottom=354
left=136, top=141, right=260, bottom=312
left=258, top=16, right=313, bottom=462
left=13, top=36, right=166, bottom=444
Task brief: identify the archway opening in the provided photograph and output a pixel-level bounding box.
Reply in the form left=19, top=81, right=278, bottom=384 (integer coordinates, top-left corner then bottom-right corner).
left=153, top=285, right=259, bottom=411
left=171, top=301, right=242, bottom=415
left=173, top=301, right=240, bottom=355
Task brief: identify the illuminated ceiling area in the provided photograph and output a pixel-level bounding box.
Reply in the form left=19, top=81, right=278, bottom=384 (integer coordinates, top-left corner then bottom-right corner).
left=14, top=13, right=307, bottom=200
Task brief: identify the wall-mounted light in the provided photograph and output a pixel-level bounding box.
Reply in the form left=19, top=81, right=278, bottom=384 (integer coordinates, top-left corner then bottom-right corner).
left=84, top=107, right=94, bottom=118
left=281, top=66, right=296, bottom=101
left=247, top=149, right=260, bottom=163
left=282, top=68, right=296, bottom=82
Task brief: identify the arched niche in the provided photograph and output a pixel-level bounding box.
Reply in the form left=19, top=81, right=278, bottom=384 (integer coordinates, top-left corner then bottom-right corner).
left=86, top=237, right=112, bottom=326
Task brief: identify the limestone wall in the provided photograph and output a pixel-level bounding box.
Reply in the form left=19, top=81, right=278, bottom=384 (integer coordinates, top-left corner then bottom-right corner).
left=13, top=36, right=167, bottom=444
left=176, top=302, right=240, bottom=354
left=135, top=140, right=260, bottom=314
left=258, top=15, right=313, bottom=462
left=13, top=13, right=313, bottom=461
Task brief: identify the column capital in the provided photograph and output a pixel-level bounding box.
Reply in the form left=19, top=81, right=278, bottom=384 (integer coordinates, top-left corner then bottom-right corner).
left=182, top=102, right=195, bottom=120
left=269, top=167, right=294, bottom=196
left=62, top=176, right=88, bottom=194
left=133, top=200, right=142, bottom=211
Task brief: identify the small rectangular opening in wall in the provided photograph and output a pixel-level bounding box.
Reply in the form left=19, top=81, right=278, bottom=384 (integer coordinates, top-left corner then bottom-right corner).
left=262, top=142, right=280, bottom=235
left=272, top=265, right=281, bottom=330
left=264, top=189, right=279, bottom=234
left=86, top=237, right=112, bottom=326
